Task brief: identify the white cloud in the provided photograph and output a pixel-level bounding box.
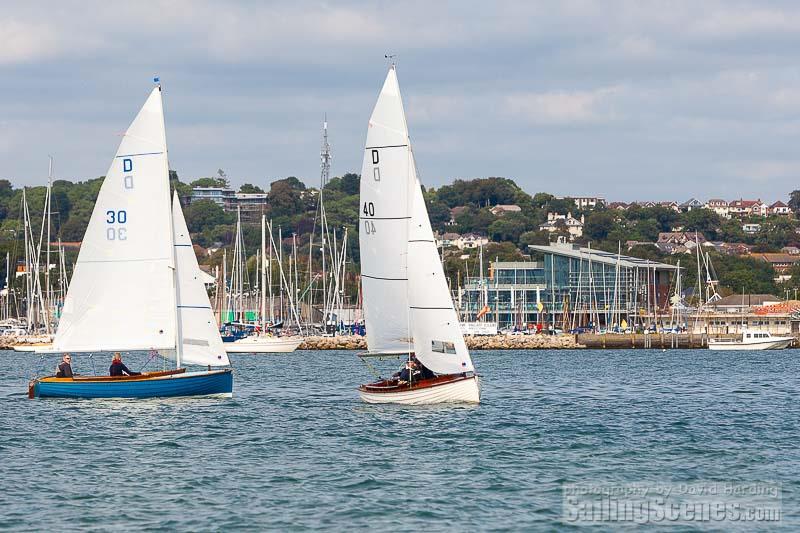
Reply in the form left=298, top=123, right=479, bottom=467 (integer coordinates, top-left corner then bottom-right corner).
left=505, top=87, right=623, bottom=125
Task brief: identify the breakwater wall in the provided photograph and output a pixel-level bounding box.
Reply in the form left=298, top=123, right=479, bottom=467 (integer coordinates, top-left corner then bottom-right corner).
left=298, top=334, right=584, bottom=350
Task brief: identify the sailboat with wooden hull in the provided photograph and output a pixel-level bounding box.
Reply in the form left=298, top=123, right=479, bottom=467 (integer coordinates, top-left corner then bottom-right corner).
left=29, top=83, right=232, bottom=399
left=357, top=65, right=480, bottom=405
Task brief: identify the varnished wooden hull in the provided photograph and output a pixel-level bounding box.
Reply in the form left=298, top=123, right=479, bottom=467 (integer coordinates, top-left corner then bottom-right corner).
left=358, top=374, right=480, bottom=404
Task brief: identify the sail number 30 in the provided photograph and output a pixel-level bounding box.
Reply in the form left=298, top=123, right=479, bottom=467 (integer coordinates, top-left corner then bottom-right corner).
left=106, top=210, right=127, bottom=241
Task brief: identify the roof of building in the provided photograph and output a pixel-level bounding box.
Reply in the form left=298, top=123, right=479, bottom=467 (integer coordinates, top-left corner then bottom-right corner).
left=528, top=243, right=679, bottom=270
left=679, top=198, right=703, bottom=207
left=490, top=204, right=522, bottom=213
left=711, top=294, right=783, bottom=307
left=770, top=201, right=788, bottom=208
left=754, top=253, right=800, bottom=264
left=729, top=199, right=760, bottom=208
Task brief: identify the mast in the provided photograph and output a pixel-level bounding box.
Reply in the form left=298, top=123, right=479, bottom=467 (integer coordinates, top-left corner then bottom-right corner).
left=159, top=81, right=183, bottom=369
left=261, top=214, right=267, bottom=331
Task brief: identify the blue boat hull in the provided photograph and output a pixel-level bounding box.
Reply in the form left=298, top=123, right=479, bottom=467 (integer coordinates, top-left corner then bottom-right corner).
left=30, top=369, right=233, bottom=399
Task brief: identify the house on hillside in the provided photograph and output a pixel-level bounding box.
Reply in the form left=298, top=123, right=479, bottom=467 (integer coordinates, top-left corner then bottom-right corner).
left=770, top=201, right=791, bottom=216
left=679, top=198, right=704, bottom=212
left=714, top=242, right=752, bottom=256
left=489, top=204, right=522, bottom=216
left=782, top=246, right=800, bottom=255
left=742, top=223, right=761, bottom=234
left=566, top=196, right=605, bottom=209
left=754, top=253, right=800, bottom=281
left=435, top=232, right=489, bottom=250
left=705, top=199, right=730, bottom=218
left=657, top=232, right=706, bottom=245
left=460, top=233, right=489, bottom=249
left=539, top=212, right=584, bottom=240
left=657, top=201, right=680, bottom=212
left=729, top=199, right=766, bottom=218
left=608, top=201, right=629, bottom=210
left=448, top=206, right=468, bottom=225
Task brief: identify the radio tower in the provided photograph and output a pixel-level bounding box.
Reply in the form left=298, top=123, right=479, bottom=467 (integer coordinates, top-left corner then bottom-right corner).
left=320, top=115, right=332, bottom=188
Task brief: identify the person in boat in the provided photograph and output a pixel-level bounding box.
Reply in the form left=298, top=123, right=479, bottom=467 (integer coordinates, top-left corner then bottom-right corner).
left=392, top=359, right=418, bottom=383
left=56, top=354, right=74, bottom=378
left=415, top=358, right=435, bottom=381
left=110, top=353, right=141, bottom=377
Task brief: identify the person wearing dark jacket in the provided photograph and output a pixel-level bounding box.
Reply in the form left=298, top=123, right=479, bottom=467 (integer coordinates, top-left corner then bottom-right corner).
left=56, top=354, right=74, bottom=378
left=109, top=352, right=141, bottom=376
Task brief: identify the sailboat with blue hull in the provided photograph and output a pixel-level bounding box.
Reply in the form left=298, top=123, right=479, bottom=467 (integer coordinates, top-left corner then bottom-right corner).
left=29, top=82, right=232, bottom=399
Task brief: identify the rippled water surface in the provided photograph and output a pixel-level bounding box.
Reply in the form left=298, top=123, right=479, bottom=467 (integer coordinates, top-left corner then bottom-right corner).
left=1, top=349, right=798, bottom=531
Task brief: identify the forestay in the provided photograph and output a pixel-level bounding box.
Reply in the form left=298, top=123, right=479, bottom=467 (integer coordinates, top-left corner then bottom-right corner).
left=53, top=87, right=176, bottom=353
left=172, top=194, right=230, bottom=366
left=359, top=66, right=414, bottom=354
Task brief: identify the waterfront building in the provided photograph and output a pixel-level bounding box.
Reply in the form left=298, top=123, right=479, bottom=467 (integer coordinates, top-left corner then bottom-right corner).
left=457, top=243, right=678, bottom=331
left=688, top=295, right=800, bottom=336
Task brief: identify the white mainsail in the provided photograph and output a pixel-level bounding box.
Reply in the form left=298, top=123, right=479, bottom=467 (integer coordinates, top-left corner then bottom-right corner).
left=359, top=66, right=414, bottom=354
left=172, top=193, right=230, bottom=366
left=53, top=87, right=176, bottom=353
left=360, top=66, right=475, bottom=374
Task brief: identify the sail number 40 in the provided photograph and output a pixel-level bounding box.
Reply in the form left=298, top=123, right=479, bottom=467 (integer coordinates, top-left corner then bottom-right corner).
left=363, top=202, right=376, bottom=235
left=106, top=210, right=127, bottom=241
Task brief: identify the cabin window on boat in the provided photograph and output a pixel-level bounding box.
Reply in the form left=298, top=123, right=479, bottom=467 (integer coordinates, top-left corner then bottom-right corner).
left=432, top=340, right=456, bottom=354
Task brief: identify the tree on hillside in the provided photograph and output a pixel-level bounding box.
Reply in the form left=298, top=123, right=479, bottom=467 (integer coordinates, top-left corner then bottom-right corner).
left=268, top=180, right=304, bottom=218
left=680, top=209, right=720, bottom=239
left=436, top=177, right=524, bottom=208
left=788, top=190, right=800, bottom=213
left=519, top=230, right=551, bottom=248
left=273, top=176, right=306, bottom=191
left=488, top=212, right=528, bottom=243
left=239, top=183, right=265, bottom=194
left=453, top=207, right=497, bottom=235
left=185, top=200, right=231, bottom=233
left=584, top=211, right=617, bottom=242
left=191, top=177, right=229, bottom=188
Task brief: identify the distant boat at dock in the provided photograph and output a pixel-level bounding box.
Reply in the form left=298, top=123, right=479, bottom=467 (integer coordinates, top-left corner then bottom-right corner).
left=708, top=329, right=793, bottom=350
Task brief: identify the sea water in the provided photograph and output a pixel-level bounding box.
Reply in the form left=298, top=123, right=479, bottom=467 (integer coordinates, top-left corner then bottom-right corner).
left=1, top=349, right=797, bottom=531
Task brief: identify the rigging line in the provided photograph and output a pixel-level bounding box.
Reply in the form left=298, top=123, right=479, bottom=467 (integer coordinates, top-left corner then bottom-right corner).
left=78, top=257, right=171, bottom=264
left=361, top=274, right=407, bottom=281
left=114, top=152, right=165, bottom=158
left=365, top=144, right=408, bottom=149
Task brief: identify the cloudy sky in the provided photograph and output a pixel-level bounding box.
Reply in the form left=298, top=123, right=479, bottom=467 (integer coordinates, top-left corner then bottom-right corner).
left=3, top=1, right=800, bottom=202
